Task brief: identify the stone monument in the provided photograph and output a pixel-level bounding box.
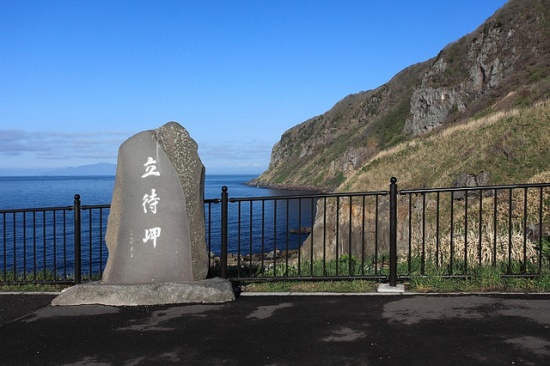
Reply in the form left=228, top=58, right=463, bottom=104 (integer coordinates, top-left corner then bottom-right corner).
left=52, top=122, right=235, bottom=306
left=102, top=122, right=207, bottom=284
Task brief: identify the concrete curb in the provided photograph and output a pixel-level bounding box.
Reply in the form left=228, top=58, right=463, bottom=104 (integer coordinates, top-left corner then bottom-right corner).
left=240, top=291, right=550, bottom=296
left=0, top=292, right=62, bottom=295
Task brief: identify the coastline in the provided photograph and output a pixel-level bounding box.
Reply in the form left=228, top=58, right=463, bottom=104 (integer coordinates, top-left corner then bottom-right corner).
left=245, top=178, right=330, bottom=193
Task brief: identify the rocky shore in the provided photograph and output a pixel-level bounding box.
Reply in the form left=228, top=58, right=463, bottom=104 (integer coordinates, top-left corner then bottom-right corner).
left=211, top=249, right=300, bottom=265
left=209, top=249, right=302, bottom=277
left=245, top=178, right=329, bottom=193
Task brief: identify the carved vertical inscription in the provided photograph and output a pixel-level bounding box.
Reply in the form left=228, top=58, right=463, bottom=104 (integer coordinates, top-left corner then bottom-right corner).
left=102, top=131, right=194, bottom=284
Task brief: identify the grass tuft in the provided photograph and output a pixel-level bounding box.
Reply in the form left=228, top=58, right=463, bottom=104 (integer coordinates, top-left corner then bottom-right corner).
left=241, top=280, right=378, bottom=293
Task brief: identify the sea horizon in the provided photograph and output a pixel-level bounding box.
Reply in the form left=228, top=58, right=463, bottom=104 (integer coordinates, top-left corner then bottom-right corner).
left=0, top=172, right=262, bottom=178
left=0, top=162, right=266, bottom=178
left=0, top=173, right=313, bottom=210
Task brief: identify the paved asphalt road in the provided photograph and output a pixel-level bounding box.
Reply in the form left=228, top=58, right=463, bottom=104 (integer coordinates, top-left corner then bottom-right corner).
left=0, top=293, right=549, bottom=365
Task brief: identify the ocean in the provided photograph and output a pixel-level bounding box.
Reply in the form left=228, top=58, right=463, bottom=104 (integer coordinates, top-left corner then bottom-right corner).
left=0, top=175, right=317, bottom=275
left=0, top=174, right=289, bottom=209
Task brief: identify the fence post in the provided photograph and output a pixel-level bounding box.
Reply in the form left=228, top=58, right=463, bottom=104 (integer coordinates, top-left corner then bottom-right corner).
left=73, top=194, right=82, bottom=284
left=389, top=177, right=398, bottom=287
left=220, top=186, right=228, bottom=279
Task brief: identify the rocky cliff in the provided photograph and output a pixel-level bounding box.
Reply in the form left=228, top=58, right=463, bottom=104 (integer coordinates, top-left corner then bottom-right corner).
left=252, top=0, right=550, bottom=192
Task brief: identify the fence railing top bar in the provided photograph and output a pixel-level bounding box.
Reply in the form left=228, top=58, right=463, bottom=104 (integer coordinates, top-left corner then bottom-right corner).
left=0, top=205, right=74, bottom=214
left=399, top=182, right=550, bottom=195
left=226, top=190, right=389, bottom=203
left=81, top=204, right=111, bottom=210
left=205, top=198, right=221, bottom=204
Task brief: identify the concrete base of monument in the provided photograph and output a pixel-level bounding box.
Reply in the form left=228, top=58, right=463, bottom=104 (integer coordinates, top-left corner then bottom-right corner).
left=377, top=283, right=405, bottom=293
left=51, top=277, right=236, bottom=306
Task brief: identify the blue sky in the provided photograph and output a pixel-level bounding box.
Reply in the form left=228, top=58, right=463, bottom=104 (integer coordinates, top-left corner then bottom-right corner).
left=1, top=0, right=508, bottom=175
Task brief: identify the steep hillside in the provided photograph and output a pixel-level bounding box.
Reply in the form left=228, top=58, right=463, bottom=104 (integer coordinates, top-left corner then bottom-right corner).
left=300, top=99, right=550, bottom=263
left=252, top=0, right=550, bottom=191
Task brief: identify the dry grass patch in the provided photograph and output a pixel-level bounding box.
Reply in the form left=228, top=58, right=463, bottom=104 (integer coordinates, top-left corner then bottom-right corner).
left=343, top=99, right=550, bottom=192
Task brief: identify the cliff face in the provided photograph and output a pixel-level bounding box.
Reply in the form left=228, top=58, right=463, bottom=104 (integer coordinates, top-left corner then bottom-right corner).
left=253, top=0, right=550, bottom=191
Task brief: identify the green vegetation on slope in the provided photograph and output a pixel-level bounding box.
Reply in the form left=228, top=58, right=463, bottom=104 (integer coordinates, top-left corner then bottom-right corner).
left=371, top=99, right=411, bottom=149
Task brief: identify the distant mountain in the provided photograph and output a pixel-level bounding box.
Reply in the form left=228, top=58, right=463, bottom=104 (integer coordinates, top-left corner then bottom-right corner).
left=252, top=0, right=550, bottom=191
left=43, top=163, right=117, bottom=176
left=0, top=163, right=117, bottom=177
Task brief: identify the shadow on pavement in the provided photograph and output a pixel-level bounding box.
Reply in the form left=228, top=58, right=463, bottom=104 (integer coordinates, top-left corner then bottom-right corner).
left=1, top=293, right=549, bottom=365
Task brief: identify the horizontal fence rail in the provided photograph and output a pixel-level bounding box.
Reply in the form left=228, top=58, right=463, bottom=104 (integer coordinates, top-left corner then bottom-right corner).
left=2, top=179, right=550, bottom=285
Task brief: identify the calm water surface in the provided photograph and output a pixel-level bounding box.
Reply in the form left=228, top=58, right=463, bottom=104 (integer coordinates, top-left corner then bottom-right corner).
left=0, top=175, right=317, bottom=274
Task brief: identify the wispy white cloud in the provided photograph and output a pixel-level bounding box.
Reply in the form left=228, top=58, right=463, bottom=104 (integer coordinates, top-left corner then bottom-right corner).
left=0, top=129, right=273, bottom=173
left=200, top=139, right=272, bottom=157
left=198, top=139, right=272, bottom=167
left=0, top=129, right=128, bottom=163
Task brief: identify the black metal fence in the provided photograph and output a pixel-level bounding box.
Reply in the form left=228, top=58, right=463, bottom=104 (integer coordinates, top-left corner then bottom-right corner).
left=397, top=182, right=550, bottom=279
left=208, top=178, right=550, bottom=284
left=209, top=187, right=392, bottom=282
left=2, top=178, right=550, bottom=286
left=0, top=194, right=109, bottom=285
